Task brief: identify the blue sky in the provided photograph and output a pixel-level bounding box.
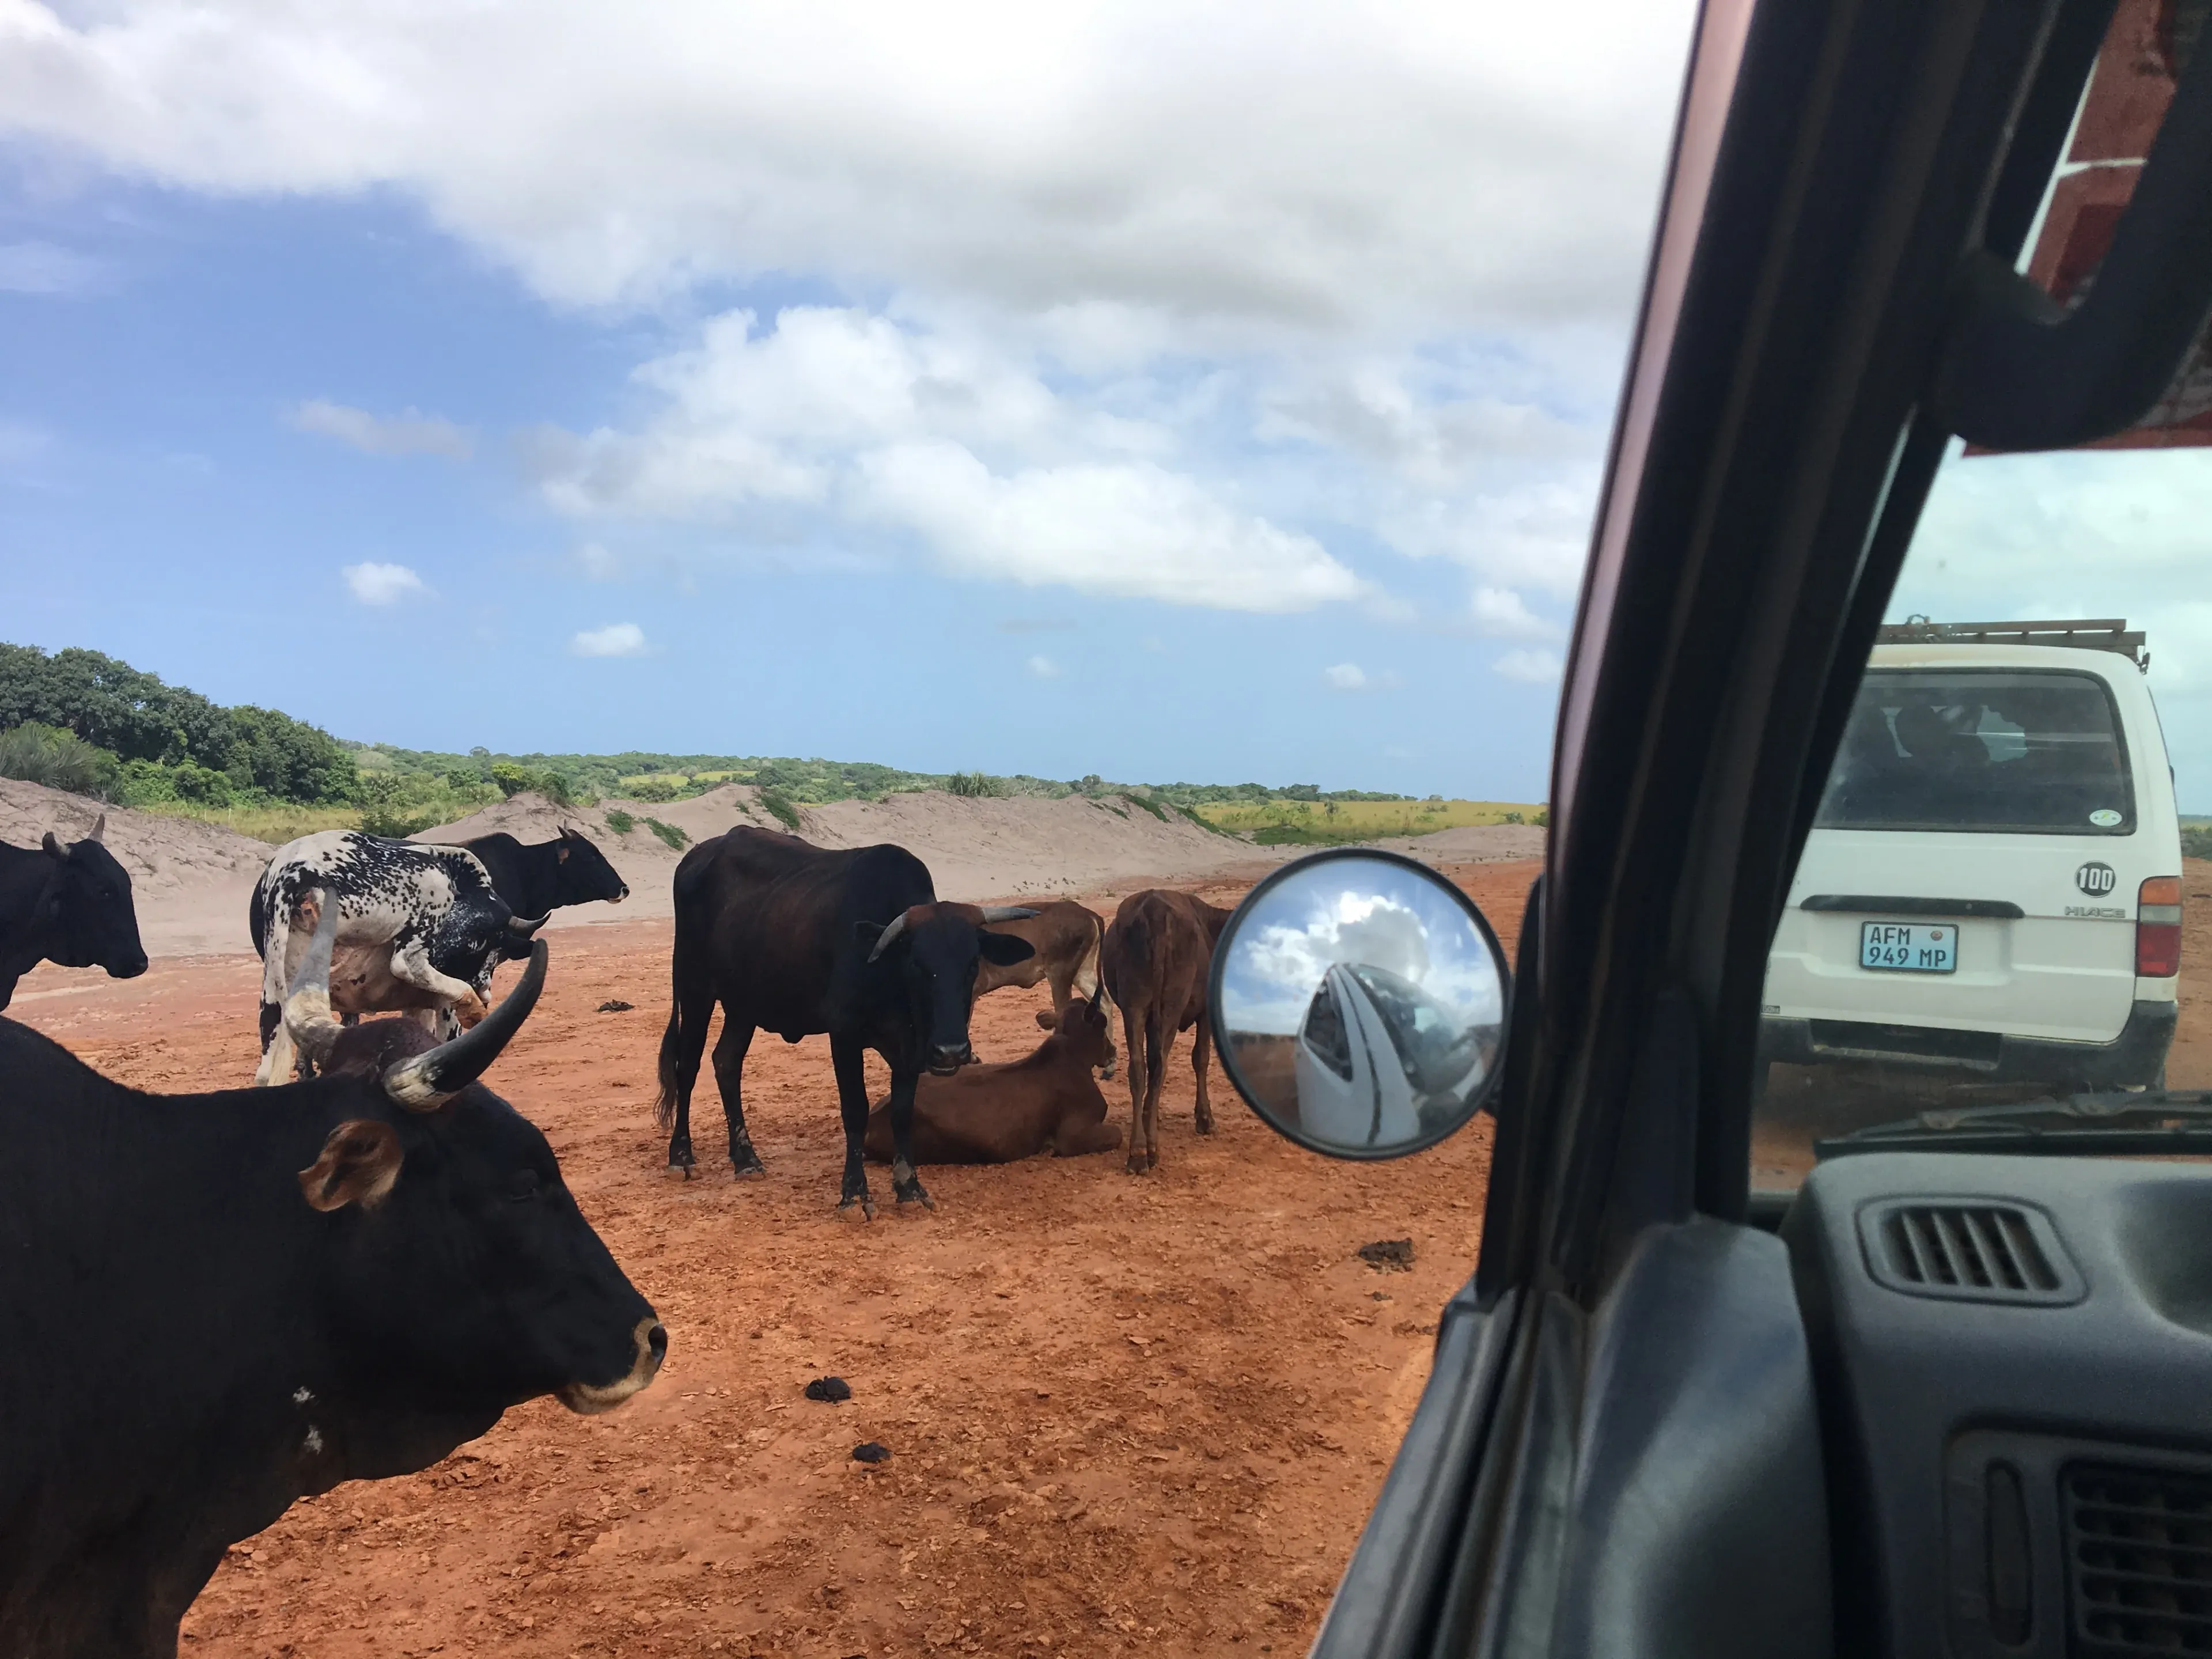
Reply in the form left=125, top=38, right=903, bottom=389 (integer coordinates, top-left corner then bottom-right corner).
left=9, top=1, right=2205, bottom=807
left=0, top=0, right=1706, bottom=801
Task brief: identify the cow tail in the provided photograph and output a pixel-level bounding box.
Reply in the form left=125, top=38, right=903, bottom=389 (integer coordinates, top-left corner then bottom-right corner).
left=654, top=999, right=684, bottom=1131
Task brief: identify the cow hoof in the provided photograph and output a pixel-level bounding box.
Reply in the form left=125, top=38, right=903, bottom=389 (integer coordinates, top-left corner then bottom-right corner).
left=894, top=1179, right=935, bottom=1211
left=731, top=1153, right=767, bottom=1179
left=1195, top=1118, right=1214, bottom=1136
left=839, top=1192, right=877, bottom=1222
left=1124, top=1157, right=1150, bottom=1177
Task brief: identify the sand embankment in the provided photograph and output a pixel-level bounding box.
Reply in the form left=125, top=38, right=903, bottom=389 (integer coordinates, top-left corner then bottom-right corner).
left=5, top=776, right=1547, bottom=961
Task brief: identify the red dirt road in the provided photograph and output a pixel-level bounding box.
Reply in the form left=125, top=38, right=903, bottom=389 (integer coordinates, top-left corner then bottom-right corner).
left=8, top=862, right=1537, bottom=1659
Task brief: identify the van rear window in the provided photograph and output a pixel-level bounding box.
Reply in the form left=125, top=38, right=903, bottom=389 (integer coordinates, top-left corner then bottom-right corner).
left=1815, top=669, right=2135, bottom=835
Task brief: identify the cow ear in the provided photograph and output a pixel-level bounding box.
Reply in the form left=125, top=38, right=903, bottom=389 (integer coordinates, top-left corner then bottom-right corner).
left=298, top=1120, right=404, bottom=1213
left=978, top=933, right=1036, bottom=967
left=41, top=831, right=67, bottom=860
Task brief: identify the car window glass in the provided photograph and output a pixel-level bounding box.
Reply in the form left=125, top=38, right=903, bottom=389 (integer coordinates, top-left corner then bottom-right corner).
left=1752, top=0, right=2209, bottom=1193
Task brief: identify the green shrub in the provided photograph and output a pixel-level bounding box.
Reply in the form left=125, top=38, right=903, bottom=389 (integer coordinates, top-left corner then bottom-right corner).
left=947, top=771, right=1003, bottom=798
left=1501, top=810, right=1524, bottom=824
left=491, top=762, right=575, bottom=806
left=1533, top=807, right=1550, bottom=828
left=2183, top=825, right=2212, bottom=861
left=1124, top=793, right=1168, bottom=821
left=0, top=722, right=120, bottom=798
left=604, top=809, right=637, bottom=835
left=757, top=788, right=802, bottom=831
left=626, top=777, right=683, bottom=803
left=354, top=774, right=440, bottom=839
left=643, top=816, right=689, bottom=851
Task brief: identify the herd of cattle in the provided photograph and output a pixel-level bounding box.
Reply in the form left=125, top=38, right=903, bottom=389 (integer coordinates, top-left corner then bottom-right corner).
left=0, top=810, right=1234, bottom=1657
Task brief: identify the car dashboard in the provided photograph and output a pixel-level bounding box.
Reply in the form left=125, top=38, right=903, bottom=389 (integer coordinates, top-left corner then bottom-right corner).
left=1779, top=1152, right=2212, bottom=1659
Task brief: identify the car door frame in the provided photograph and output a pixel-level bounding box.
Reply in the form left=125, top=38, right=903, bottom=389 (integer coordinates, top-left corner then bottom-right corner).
left=1308, top=0, right=2125, bottom=1651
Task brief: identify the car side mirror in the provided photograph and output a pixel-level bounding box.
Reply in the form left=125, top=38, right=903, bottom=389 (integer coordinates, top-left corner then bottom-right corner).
left=1208, top=849, right=1510, bottom=1160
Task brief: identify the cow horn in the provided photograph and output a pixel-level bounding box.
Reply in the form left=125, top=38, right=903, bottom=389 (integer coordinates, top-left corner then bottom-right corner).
left=507, top=910, right=550, bottom=938
left=381, top=941, right=548, bottom=1111
left=978, top=906, right=1038, bottom=923
left=88, top=813, right=106, bottom=843
left=282, top=890, right=346, bottom=1066
left=866, top=911, right=912, bottom=963
left=41, top=831, right=65, bottom=859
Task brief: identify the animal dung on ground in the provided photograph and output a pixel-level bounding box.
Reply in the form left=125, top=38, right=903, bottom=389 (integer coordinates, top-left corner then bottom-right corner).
left=804, top=1375, right=852, bottom=1403
left=851, top=1441, right=892, bottom=1464
left=1357, top=1238, right=1416, bottom=1272
left=596, top=999, right=634, bottom=1013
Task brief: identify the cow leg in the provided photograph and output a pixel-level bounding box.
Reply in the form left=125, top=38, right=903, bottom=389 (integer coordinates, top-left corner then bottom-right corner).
left=710, top=1016, right=766, bottom=1176
left=884, top=1066, right=935, bottom=1211
left=1121, top=998, right=1150, bottom=1175
left=1140, top=1017, right=1171, bottom=1170
left=1191, top=1012, right=1215, bottom=1134
left=831, top=1036, right=877, bottom=1221
left=660, top=982, right=716, bottom=1177
left=385, top=941, right=487, bottom=1029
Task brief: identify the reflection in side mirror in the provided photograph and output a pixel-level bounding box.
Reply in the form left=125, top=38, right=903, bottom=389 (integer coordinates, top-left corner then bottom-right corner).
left=1207, top=849, right=1510, bottom=1161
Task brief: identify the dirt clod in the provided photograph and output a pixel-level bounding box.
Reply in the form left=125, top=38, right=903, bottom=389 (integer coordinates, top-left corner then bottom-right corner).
left=804, top=1376, right=853, bottom=1403
left=1357, top=1238, right=1415, bottom=1271
left=851, top=1442, right=892, bottom=1464
left=596, top=999, right=635, bottom=1012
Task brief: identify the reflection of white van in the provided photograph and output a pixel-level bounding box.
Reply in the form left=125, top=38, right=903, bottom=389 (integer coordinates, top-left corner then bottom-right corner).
left=1294, top=963, right=1494, bottom=1146
left=1762, top=620, right=2181, bottom=1091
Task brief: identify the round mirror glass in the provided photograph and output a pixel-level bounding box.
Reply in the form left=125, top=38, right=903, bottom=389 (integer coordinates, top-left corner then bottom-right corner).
left=1208, top=849, right=1510, bottom=1160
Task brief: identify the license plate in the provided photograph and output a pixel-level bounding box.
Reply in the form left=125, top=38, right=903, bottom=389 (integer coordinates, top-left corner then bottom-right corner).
left=1859, top=921, right=1958, bottom=974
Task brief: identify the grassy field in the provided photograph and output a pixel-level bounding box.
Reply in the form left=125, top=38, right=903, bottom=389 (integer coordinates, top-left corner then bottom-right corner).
left=132, top=801, right=363, bottom=845
left=1192, top=798, right=1547, bottom=846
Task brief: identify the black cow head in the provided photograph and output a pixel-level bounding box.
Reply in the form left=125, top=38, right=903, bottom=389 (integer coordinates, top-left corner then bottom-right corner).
left=39, top=818, right=149, bottom=981
left=284, top=923, right=664, bottom=1422
left=553, top=826, right=628, bottom=906
left=855, top=903, right=1037, bottom=1075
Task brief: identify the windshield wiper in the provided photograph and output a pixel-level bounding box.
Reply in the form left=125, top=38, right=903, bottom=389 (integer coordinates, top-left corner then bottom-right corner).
left=1814, top=1091, right=2212, bottom=1159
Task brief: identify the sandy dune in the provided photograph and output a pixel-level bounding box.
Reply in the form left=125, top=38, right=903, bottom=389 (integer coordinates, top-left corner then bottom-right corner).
left=3, top=777, right=1547, bottom=961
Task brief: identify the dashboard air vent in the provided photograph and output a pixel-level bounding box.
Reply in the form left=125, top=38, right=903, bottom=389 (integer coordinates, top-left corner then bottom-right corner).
left=1856, top=1200, right=2084, bottom=1305
left=2065, top=1463, right=2212, bottom=1656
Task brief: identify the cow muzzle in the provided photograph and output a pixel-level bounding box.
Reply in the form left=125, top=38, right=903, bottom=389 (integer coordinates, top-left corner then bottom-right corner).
left=928, top=1043, right=973, bottom=1077
left=556, top=1317, right=667, bottom=1416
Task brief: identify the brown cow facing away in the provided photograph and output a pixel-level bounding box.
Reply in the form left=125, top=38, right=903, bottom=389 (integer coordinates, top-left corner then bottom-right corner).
left=1100, top=889, right=1233, bottom=1175
left=862, top=993, right=1123, bottom=1165
left=976, top=900, right=1118, bottom=1078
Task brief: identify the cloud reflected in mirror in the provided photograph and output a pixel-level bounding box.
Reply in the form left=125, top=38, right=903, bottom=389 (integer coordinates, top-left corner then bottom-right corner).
left=1211, top=851, right=1509, bottom=1159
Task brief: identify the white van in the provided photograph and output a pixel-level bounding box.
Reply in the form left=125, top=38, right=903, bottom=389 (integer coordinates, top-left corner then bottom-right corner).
left=1762, top=619, right=2181, bottom=1092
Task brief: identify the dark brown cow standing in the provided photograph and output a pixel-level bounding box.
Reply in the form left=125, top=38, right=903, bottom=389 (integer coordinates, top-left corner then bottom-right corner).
left=861, top=993, right=1123, bottom=1165
left=976, top=899, right=1118, bottom=1076
left=1099, top=888, right=1233, bottom=1175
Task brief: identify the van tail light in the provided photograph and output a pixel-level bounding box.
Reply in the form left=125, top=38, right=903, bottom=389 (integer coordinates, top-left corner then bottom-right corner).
left=2138, top=876, right=2182, bottom=977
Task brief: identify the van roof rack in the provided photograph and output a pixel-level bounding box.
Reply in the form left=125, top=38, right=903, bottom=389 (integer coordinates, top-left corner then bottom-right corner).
left=1876, top=617, right=2147, bottom=671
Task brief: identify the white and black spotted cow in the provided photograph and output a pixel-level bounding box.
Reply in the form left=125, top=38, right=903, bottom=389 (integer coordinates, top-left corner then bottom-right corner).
left=249, top=832, right=547, bottom=1085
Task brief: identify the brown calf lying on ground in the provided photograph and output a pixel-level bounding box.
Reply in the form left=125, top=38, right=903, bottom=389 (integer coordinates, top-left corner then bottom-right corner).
left=976, top=900, right=1118, bottom=1077
left=862, top=994, right=1124, bottom=1165
left=1100, top=888, right=1233, bottom=1175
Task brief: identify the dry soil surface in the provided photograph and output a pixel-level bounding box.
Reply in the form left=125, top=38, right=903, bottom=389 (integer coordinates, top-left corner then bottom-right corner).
left=9, top=860, right=1541, bottom=1659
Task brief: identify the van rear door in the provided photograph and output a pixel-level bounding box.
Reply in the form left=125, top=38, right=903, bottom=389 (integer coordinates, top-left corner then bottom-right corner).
left=1765, top=660, right=2146, bottom=1047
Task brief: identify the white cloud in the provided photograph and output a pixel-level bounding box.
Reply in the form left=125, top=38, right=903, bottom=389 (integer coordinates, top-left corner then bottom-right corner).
left=1323, top=661, right=1403, bottom=692
left=289, top=400, right=474, bottom=459
left=0, top=240, right=111, bottom=296
left=0, top=2, right=1695, bottom=330
left=1026, top=654, right=1062, bottom=679
left=342, top=561, right=427, bottom=605
left=1493, top=647, right=1563, bottom=683
left=570, top=621, right=646, bottom=657
left=1469, top=584, right=1558, bottom=639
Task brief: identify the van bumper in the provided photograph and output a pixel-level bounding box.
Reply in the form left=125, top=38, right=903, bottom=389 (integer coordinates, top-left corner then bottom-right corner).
left=1759, top=999, right=2177, bottom=1092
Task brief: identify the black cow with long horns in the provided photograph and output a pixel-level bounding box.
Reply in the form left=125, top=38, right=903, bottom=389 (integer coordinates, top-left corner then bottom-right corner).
left=654, top=827, right=1036, bottom=1215
left=0, top=893, right=664, bottom=1657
